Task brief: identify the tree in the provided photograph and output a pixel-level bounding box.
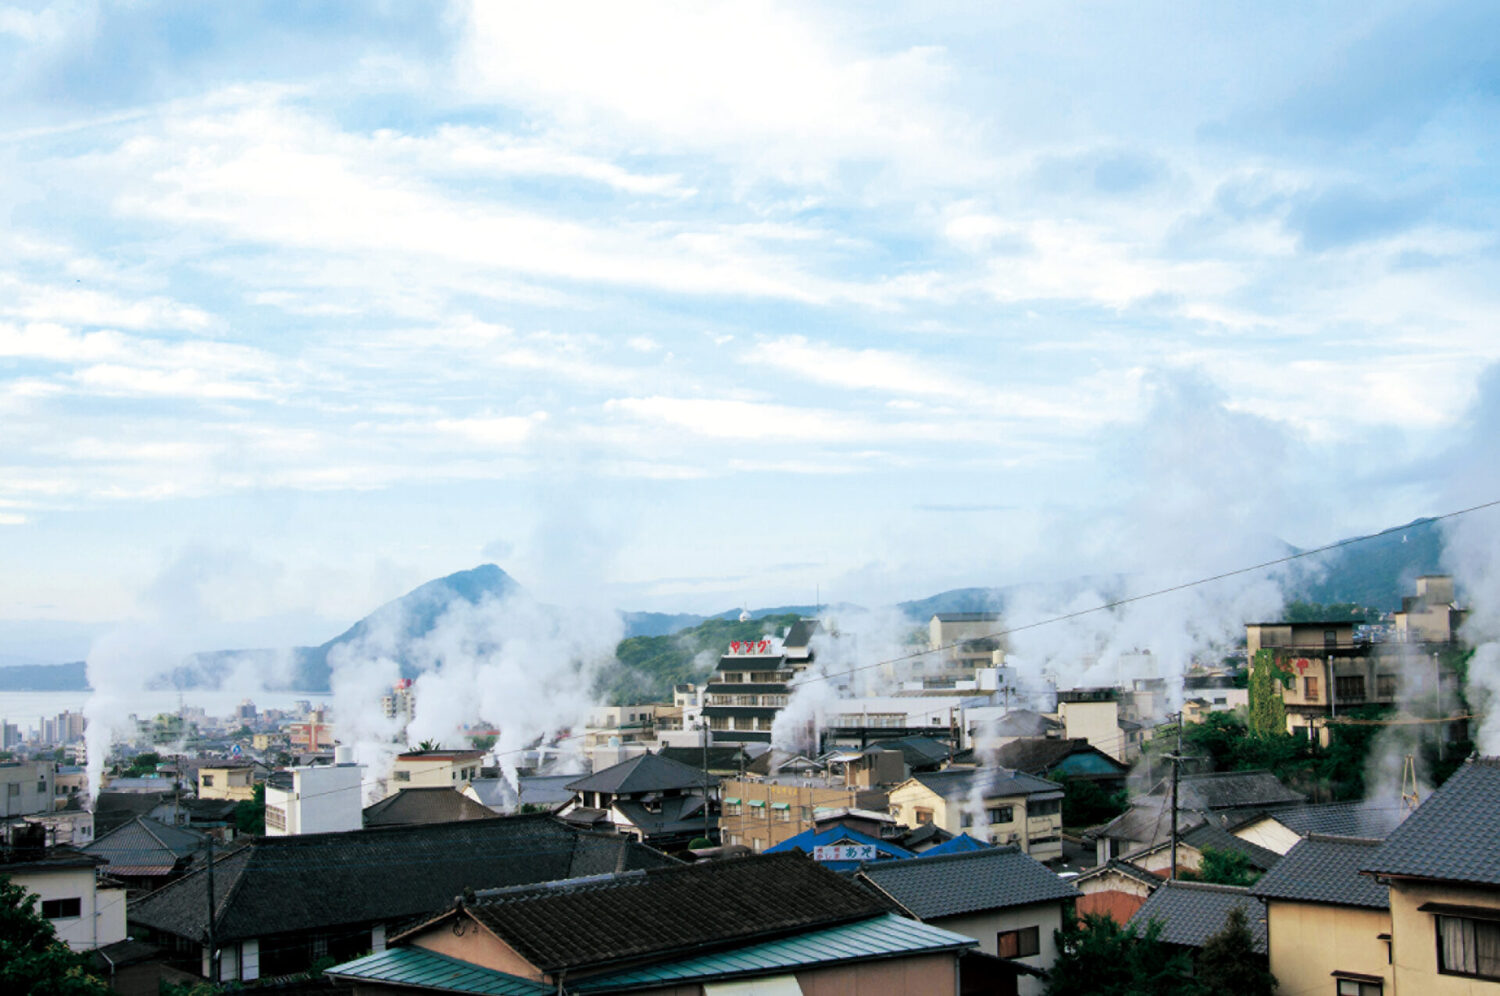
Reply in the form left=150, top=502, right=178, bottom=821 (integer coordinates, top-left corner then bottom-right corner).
left=1196, top=907, right=1277, bottom=995
left=469, top=734, right=497, bottom=751
left=1046, top=913, right=1197, bottom=996
left=1060, top=777, right=1129, bottom=829
left=1247, top=650, right=1288, bottom=737
left=235, top=781, right=266, bottom=835
left=0, top=875, right=110, bottom=995
left=1194, top=846, right=1261, bottom=886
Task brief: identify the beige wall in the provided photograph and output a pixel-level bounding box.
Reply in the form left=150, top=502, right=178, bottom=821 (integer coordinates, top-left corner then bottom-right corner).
left=1057, top=701, right=1122, bottom=762
left=719, top=779, right=882, bottom=852
left=932, top=902, right=1063, bottom=996
left=1390, top=879, right=1500, bottom=994
left=1265, top=900, right=1390, bottom=996
left=10, top=865, right=125, bottom=951
left=797, top=951, right=957, bottom=996
left=1232, top=816, right=1303, bottom=856
left=412, top=917, right=545, bottom=983
left=886, top=781, right=1062, bottom=861
left=198, top=766, right=256, bottom=802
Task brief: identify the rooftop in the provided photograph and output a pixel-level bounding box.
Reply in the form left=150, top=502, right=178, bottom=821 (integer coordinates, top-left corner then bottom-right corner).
left=859, top=845, right=1077, bottom=919
left=1252, top=836, right=1388, bottom=910
left=83, top=816, right=205, bottom=877
left=1129, top=881, right=1267, bottom=953
left=566, top=752, right=720, bottom=796
left=1148, top=769, right=1306, bottom=811
left=1362, top=756, right=1500, bottom=886
left=906, top=767, right=1064, bottom=801
left=363, top=787, right=498, bottom=827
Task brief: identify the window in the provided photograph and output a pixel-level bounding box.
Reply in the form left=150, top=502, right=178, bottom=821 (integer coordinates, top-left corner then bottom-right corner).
left=202, top=774, right=215, bottom=786
left=1336, top=979, right=1382, bottom=996
left=1376, top=674, right=1398, bottom=698
left=41, top=898, right=81, bottom=919
left=1304, top=676, right=1319, bottom=699
left=394, top=770, right=411, bottom=782
left=987, top=806, right=1014, bottom=824
left=6, top=783, right=18, bottom=797
left=997, top=926, right=1040, bottom=959
left=1437, top=914, right=1500, bottom=980
left=1335, top=676, right=1366, bottom=702
left=1030, top=799, right=1061, bottom=817
left=915, top=808, right=934, bottom=825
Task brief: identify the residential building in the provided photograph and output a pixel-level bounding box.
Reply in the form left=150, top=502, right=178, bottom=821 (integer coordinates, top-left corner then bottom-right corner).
left=984, top=737, right=1130, bottom=793
left=1, top=759, right=56, bottom=817
left=1107, top=821, right=1282, bottom=882
left=887, top=768, right=1065, bottom=861
left=1090, top=769, right=1305, bottom=864
left=1360, top=755, right=1500, bottom=992
left=820, top=694, right=980, bottom=751
left=0, top=829, right=126, bottom=952
left=83, top=815, right=205, bottom=895
left=718, top=773, right=888, bottom=852
left=558, top=752, right=717, bottom=850
left=1055, top=688, right=1136, bottom=762
left=286, top=708, right=336, bottom=751
left=380, top=679, right=415, bottom=727
left=928, top=612, right=1007, bottom=676
left=196, top=762, right=256, bottom=802
left=1252, top=835, right=1391, bottom=996
left=702, top=637, right=799, bottom=745
left=388, top=748, right=484, bottom=792
left=362, top=787, right=496, bottom=827
left=1392, top=574, right=1465, bottom=643
left=1230, top=799, right=1407, bottom=855
left=859, top=845, right=1079, bottom=996
left=127, top=814, right=679, bottom=983
left=326, top=850, right=979, bottom=995
left=264, top=759, right=364, bottom=836
left=1127, top=881, right=1267, bottom=963
left=1074, top=859, right=1162, bottom=923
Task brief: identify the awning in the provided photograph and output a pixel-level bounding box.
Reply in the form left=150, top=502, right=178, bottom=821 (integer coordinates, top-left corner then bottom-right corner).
left=747, top=799, right=766, bottom=807
left=722, top=797, right=741, bottom=805
left=771, top=802, right=790, bottom=810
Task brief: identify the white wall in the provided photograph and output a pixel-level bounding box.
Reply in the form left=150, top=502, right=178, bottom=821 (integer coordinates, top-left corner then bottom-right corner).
left=933, top=901, right=1066, bottom=996
left=11, top=865, right=124, bottom=951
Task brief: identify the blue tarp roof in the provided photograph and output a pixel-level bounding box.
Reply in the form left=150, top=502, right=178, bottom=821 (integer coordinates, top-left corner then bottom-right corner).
left=764, top=822, right=914, bottom=870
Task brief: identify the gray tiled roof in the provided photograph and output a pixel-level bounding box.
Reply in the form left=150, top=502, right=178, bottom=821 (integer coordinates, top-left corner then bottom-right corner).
left=1246, top=800, right=1407, bottom=839
left=1129, top=881, right=1267, bottom=953
left=1362, top=756, right=1500, bottom=886
left=859, top=845, right=1078, bottom=919
left=1252, top=836, right=1388, bottom=910
left=1180, top=823, right=1282, bottom=872
left=1150, top=770, right=1305, bottom=811
left=83, top=816, right=205, bottom=876
left=566, top=753, right=719, bottom=796
left=909, top=767, right=1063, bottom=801
left=362, top=787, right=498, bottom=827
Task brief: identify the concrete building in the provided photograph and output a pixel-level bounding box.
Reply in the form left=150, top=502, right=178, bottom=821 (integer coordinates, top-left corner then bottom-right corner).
left=0, top=829, right=126, bottom=952
left=287, top=708, right=336, bottom=751
left=196, top=762, right=256, bottom=802
left=264, top=757, right=365, bottom=836
left=388, top=749, right=484, bottom=793
left=702, top=638, right=798, bottom=745
left=1393, top=574, right=1465, bottom=643
left=719, top=773, right=889, bottom=853
left=380, top=680, right=415, bottom=727
left=1, top=759, right=56, bottom=818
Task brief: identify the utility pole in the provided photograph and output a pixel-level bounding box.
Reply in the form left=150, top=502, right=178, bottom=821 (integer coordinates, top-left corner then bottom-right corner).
left=1169, top=711, right=1182, bottom=881
left=205, top=836, right=217, bottom=984
left=700, top=722, right=711, bottom=842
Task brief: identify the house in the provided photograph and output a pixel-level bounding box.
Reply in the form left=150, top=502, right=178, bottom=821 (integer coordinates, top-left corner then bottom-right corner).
left=1360, top=755, right=1500, bottom=991
left=1074, top=859, right=1162, bottom=922
left=463, top=776, right=519, bottom=813
left=1090, top=769, right=1305, bottom=864
left=654, top=744, right=754, bottom=777
left=1, top=759, right=57, bottom=817
left=887, top=768, right=1065, bottom=861
left=82, top=816, right=205, bottom=895
left=859, top=845, right=1078, bottom=996
left=1392, top=575, right=1465, bottom=644
left=326, top=850, right=978, bottom=994
left=1128, top=880, right=1267, bottom=958
left=195, top=762, right=256, bottom=802
left=1055, top=689, right=1135, bottom=762
left=0, top=828, right=126, bottom=952
left=988, top=737, right=1130, bottom=792
left=1230, top=799, right=1407, bottom=855
left=127, top=813, right=679, bottom=983
left=558, top=752, right=717, bottom=850
left=765, top=821, right=915, bottom=871
left=1106, top=820, right=1283, bottom=881
left=388, top=748, right=485, bottom=792
left=362, top=787, right=497, bottom=827
left=1252, top=835, right=1391, bottom=996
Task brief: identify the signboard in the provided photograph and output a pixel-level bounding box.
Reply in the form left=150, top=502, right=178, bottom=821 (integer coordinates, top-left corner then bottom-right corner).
left=1292, top=657, right=1311, bottom=673
left=813, top=844, right=877, bottom=862
left=728, top=640, right=774, bottom=655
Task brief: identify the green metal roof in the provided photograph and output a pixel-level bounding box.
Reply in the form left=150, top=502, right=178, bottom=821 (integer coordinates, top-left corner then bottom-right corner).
left=723, top=796, right=741, bottom=804
left=770, top=802, right=790, bottom=810
left=574, top=914, right=975, bottom=992
left=325, top=946, right=551, bottom=995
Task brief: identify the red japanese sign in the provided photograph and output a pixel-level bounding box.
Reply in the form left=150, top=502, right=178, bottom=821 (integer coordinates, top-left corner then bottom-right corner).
left=728, top=640, right=773, bottom=655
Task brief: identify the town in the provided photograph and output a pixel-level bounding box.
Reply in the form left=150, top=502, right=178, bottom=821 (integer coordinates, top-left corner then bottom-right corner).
left=2, top=570, right=1495, bottom=995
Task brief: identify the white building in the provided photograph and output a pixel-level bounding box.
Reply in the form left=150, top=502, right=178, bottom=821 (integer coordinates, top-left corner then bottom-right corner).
left=264, top=752, right=365, bottom=836
left=0, top=837, right=126, bottom=951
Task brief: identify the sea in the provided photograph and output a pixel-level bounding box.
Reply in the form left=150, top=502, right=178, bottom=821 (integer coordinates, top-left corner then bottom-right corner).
left=0, top=688, right=335, bottom=735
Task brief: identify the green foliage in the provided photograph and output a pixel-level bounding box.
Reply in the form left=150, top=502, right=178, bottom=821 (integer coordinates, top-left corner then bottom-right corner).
left=598, top=613, right=803, bottom=705
left=1247, top=651, right=1288, bottom=737
left=1060, top=777, right=1129, bottom=829
left=0, top=875, right=111, bottom=995
left=234, top=781, right=266, bottom=835
left=1196, top=907, right=1278, bottom=995
left=1281, top=599, right=1379, bottom=624
left=1194, top=847, right=1262, bottom=886
left=469, top=734, right=497, bottom=751
left=122, top=751, right=162, bottom=777
left=1046, top=914, right=1198, bottom=996
left=688, top=836, right=713, bottom=849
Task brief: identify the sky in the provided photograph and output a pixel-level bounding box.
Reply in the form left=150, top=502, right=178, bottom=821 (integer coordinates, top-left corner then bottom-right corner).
left=2, top=1, right=1499, bottom=660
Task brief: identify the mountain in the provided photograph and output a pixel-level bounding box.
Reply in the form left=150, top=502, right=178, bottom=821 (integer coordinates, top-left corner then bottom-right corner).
left=0, top=659, right=88, bottom=691
left=1284, top=516, right=1446, bottom=611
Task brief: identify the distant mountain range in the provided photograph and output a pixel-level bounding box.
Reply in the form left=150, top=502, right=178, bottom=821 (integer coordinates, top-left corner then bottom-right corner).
left=0, top=516, right=1453, bottom=693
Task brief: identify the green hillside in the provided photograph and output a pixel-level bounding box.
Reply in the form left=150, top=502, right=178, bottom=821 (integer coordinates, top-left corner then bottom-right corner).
left=596, top=613, right=803, bottom=705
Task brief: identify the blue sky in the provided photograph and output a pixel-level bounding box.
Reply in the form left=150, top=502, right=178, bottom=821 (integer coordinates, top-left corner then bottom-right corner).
left=2, top=1, right=1499, bottom=655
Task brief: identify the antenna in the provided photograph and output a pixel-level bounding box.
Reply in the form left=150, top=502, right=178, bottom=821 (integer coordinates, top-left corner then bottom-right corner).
left=1401, top=754, right=1420, bottom=812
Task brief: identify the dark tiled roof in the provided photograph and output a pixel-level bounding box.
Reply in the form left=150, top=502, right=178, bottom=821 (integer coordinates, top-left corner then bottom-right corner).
left=0, top=845, right=104, bottom=874
left=909, top=767, right=1063, bottom=801
left=92, top=792, right=170, bottom=835
left=783, top=618, right=821, bottom=649
left=860, top=846, right=1077, bottom=919
left=895, top=822, right=953, bottom=850
left=363, top=788, right=498, bottom=827
left=933, top=612, right=1001, bottom=623
left=1129, top=881, right=1267, bottom=953
left=991, top=738, right=1128, bottom=777
left=517, top=774, right=579, bottom=807
left=461, top=851, right=891, bottom=973
left=1179, top=823, right=1282, bottom=872
left=566, top=753, right=719, bottom=795
left=655, top=746, right=749, bottom=772
left=1252, top=836, right=1388, bottom=910
left=984, top=710, right=1063, bottom=737
left=128, top=814, right=679, bottom=943
left=1362, top=756, right=1500, bottom=885
left=1250, top=800, right=1407, bottom=840
left=1075, top=859, right=1160, bottom=890
left=83, top=816, right=204, bottom=876
left=1151, top=770, right=1305, bottom=811
left=611, top=796, right=710, bottom=838
left=862, top=736, right=953, bottom=770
